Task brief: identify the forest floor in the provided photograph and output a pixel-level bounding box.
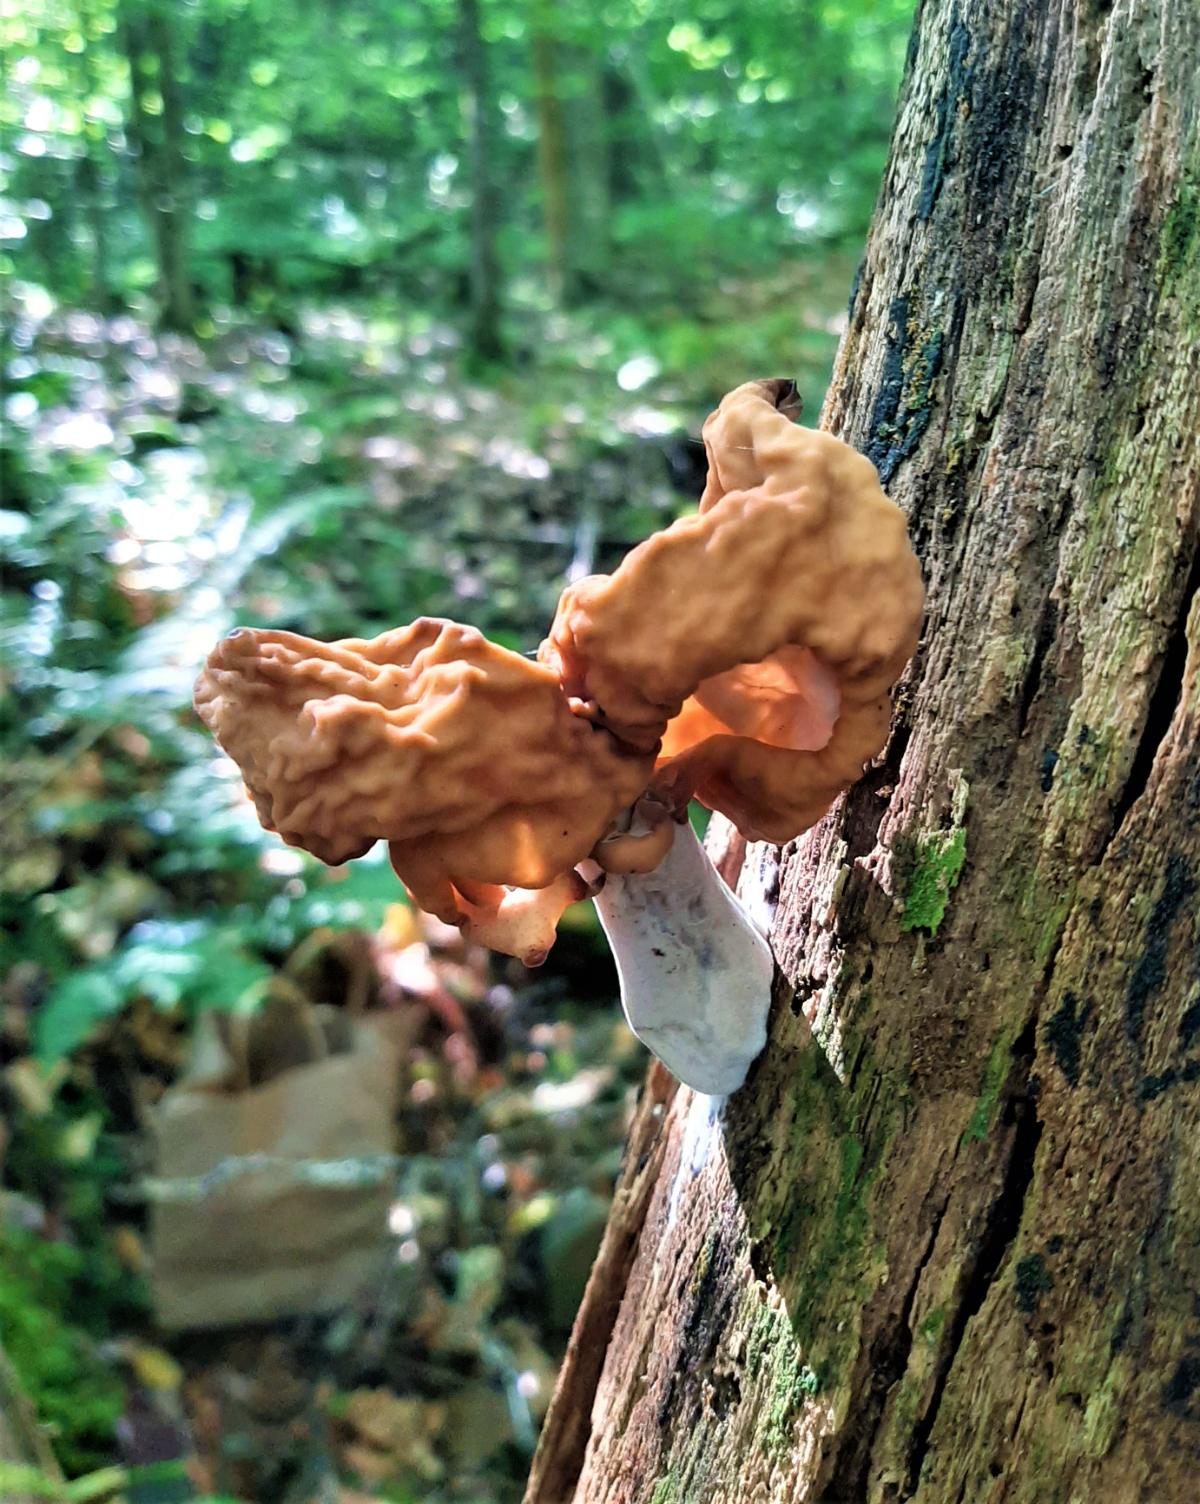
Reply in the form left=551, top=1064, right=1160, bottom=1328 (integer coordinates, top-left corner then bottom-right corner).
left=0, top=254, right=852, bottom=1504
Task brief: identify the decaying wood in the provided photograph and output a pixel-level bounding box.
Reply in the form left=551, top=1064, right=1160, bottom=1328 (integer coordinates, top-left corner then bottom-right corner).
left=528, top=0, right=1200, bottom=1499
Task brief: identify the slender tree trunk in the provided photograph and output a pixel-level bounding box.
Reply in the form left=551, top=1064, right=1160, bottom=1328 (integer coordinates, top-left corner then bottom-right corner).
left=145, top=1, right=193, bottom=330
left=531, top=3, right=572, bottom=306
left=27, top=159, right=78, bottom=296
left=76, top=0, right=114, bottom=311
left=75, top=148, right=112, bottom=311
left=527, top=1, right=1200, bottom=1501
left=120, top=0, right=194, bottom=331
left=458, top=0, right=504, bottom=361
left=564, top=47, right=611, bottom=296
left=608, top=43, right=677, bottom=205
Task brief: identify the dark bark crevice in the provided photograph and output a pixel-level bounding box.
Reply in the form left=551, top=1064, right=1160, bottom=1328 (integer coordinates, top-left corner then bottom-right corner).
left=820, top=1194, right=950, bottom=1503
left=1108, top=549, right=1200, bottom=841
left=842, top=715, right=916, bottom=870
left=1016, top=594, right=1061, bottom=736
left=900, top=1020, right=1041, bottom=1497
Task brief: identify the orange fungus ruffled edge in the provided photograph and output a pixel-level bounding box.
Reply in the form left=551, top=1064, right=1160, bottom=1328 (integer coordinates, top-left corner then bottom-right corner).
left=540, top=378, right=925, bottom=842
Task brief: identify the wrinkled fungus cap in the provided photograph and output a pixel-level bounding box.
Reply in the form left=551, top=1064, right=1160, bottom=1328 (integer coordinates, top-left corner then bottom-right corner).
left=195, top=619, right=652, bottom=962
left=197, top=379, right=922, bottom=963
left=540, top=378, right=925, bottom=842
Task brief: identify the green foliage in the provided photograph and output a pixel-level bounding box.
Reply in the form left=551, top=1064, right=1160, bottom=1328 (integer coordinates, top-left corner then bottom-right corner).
left=0, top=337, right=426, bottom=1061
left=3, top=0, right=914, bottom=332
left=0, top=1230, right=126, bottom=1475
left=0, top=1462, right=231, bottom=1503
left=33, top=919, right=270, bottom=1060
left=29, top=856, right=406, bottom=1059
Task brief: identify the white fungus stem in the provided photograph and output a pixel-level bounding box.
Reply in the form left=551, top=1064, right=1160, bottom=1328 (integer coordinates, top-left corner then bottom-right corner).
left=593, top=821, right=774, bottom=1095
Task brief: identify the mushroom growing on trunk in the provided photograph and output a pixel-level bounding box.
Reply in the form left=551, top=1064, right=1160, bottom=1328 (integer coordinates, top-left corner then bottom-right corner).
left=195, top=380, right=923, bottom=1095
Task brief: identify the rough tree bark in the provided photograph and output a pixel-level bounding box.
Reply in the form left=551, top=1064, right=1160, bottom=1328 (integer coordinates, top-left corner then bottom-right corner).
left=527, top=1, right=1199, bottom=1501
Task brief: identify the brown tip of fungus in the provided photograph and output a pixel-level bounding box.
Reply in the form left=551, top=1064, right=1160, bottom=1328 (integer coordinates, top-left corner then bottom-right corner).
left=760, top=376, right=802, bottom=420
left=593, top=796, right=678, bottom=875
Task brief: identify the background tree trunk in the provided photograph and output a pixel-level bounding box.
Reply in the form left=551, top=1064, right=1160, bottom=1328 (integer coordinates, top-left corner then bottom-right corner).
left=120, top=0, right=194, bottom=331
left=458, top=0, right=504, bottom=362
left=74, top=0, right=114, bottom=312
left=562, top=45, right=612, bottom=297
left=526, top=0, right=1200, bottom=1500
left=530, top=3, right=572, bottom=306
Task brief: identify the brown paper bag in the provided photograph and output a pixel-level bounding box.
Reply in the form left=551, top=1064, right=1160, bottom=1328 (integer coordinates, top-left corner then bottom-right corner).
left=150, top=1017, right=399, bottom=1331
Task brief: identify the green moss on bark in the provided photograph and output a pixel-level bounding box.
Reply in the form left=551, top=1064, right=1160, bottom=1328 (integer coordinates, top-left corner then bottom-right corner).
left=649, top=1470, right=681, bottom=1504
left=962, top=1030, right=1013, bottom=1141
left=901, top=826, right=968, bottom=934
left=746, top=1300, right=821, bottom=1452
left=745, top=1042, right=897, bottom=1395
left=1159, top=168, right=1199, bottom=312
left=918, top=1305, right=947, bottom=1341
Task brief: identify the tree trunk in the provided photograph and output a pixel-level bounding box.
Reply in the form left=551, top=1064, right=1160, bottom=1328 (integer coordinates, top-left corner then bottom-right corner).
left=120, top=0, right=194, bottom=331
left=563, top=47, right=612, bottom=296
left=458, top=0, right=504, bottom=362
left=527, top=1, right=1200, bottom=1501
left=531, top=3, right=572, bottom=306
left=76, top=0, right=115, bottom=312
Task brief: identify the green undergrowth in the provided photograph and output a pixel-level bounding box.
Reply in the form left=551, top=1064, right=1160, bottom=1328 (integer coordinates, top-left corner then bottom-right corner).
left=0, top=1230, right=127, bottom=1476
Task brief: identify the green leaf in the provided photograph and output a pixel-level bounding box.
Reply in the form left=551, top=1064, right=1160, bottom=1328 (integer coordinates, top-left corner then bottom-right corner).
left=35, top=920, right=273, bottom=1063
left=34, top=966, right=126, bottom=1062
left=63, top=1467, right=127, bottom=1501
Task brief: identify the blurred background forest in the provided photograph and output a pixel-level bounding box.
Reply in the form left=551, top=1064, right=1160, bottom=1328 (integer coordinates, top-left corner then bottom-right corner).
left=0, top=1, right=913, bottom=1500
